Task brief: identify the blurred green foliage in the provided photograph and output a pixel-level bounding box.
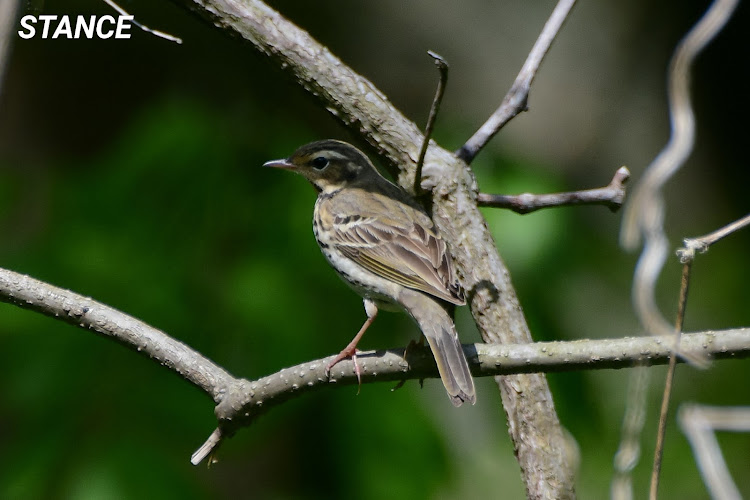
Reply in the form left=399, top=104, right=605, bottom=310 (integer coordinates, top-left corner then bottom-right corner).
left=1, top=1, right=748, bottom=499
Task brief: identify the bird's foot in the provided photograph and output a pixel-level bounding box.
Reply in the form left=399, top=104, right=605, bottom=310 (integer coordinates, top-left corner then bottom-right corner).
left=325, top=347, right=362, bottom=392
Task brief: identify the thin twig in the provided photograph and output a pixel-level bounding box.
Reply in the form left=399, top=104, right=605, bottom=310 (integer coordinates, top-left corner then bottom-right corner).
left=102, top=0, right=182, bottom=44
left=678, top=213, right=750, bottom=263
left=414, top=51, right=449, bottom=195
left=477, top=166, right=629, bottom=214
left=191, top=427, right=224, bottom=466
left=456, top=0, right=576, bottom=163
left=620, top=0, right=739, bottom=367
left=650, top=260, right=692, bottom=500
left=651, top=212, right=750, bottom=495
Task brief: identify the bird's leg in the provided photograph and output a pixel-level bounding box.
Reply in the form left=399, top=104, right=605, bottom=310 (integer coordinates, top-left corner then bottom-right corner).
left=325, top=300, right=378, bottom=391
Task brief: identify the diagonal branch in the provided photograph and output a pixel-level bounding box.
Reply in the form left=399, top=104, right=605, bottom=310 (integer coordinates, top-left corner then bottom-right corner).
left=477, top=166, right=629, bottom=214
left=678, top=213, right=750, bottom=262
left=456, top=0, right=576, bottom=163
left=170, top=0, right=422, bottom=176
left=0, top=267, right=236, bottom=402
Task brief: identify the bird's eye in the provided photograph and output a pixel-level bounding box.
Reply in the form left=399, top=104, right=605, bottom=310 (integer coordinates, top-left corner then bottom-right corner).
left=311, top=156, right=329, bottom=170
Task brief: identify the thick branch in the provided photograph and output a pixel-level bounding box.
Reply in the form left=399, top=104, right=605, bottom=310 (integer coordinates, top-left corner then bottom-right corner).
left=3, top=265, right=748, bottom=467
left=477, top=166, right=629, bottom=214
left=170, top=0, right=423, bottom=179
left=456, top=0, right=576, bottom=163
left=220, top=329, right=750, bottom=421
left=170, top=1, right=576, bottom=497
left=0, top=267, right=235, bottom=402
left=193, top=328, right=749, bottom=464
left=217, top=329, right=750, bottom=418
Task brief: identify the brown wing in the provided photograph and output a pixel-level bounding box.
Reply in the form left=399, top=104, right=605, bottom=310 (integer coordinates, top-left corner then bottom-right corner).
left=329, top=208, right=465, bottom=306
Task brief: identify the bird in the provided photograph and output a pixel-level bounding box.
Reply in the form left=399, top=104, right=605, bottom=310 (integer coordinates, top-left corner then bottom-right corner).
left=263, top=140, right=476, bottom=406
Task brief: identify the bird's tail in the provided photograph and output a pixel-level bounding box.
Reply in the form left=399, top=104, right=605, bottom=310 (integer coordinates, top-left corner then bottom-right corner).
left=399, top=289, right=476, bottom=406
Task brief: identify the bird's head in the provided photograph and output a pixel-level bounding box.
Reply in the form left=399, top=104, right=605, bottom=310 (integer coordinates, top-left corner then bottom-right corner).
left=264, top=140, right=380, bottom=194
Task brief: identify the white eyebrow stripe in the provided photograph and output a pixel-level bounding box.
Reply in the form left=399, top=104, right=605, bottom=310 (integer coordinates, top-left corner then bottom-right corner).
left=318, top=150, right=349, bottom=161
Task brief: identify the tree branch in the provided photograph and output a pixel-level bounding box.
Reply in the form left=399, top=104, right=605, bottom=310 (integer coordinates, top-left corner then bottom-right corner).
left=456, top=0, right=576, bottom=163
left=3, top=266, right=748, bottom=467
left=414, top=51, right=449, bottom=196
left=192, top=327, right=749, bottom=463
left=169, top=1, right=576, bottom=496
left=0, top=267, right=235, bottom=402
left=678, top=213, right=750, bottom=263
left=477, top=166, right=629, bottom=214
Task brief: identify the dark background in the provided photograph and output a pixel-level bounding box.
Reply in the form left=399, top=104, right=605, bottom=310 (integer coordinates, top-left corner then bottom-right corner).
left=1, top=0, right=748, bottom=498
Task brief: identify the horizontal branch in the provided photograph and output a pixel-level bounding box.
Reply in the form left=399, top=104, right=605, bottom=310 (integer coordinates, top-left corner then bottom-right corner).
left=2, top=266, right=747, bottom=465
left=477, top=166, right=629, bottom=214
left=193, top=327, right=749, bottom=464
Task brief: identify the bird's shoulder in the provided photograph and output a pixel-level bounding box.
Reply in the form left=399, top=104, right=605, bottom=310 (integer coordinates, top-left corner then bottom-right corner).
left=319, top=183, right=433, bottom=229
left=315, top=184, right=465, bottom=306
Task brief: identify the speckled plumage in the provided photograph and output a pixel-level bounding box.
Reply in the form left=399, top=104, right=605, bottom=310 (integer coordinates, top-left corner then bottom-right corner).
left=264, top=140, right=475, bottom=406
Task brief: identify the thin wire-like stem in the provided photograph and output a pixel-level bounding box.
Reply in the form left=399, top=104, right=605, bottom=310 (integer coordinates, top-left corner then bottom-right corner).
left=414, top=51, right=449, bottom=195
left=650, top=260, right=692, bottom=499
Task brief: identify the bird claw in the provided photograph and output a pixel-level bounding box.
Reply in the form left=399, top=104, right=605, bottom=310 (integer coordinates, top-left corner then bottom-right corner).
left=325, top=348, right=362, bottom=393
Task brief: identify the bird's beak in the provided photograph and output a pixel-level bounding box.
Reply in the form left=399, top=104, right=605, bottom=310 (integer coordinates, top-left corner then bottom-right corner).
left=263, top=158, right=295, bottom=169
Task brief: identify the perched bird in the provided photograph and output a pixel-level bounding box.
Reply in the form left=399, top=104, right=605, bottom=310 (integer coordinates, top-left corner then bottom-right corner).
left=264, top=140, right=476, bottom=406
